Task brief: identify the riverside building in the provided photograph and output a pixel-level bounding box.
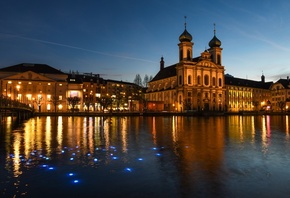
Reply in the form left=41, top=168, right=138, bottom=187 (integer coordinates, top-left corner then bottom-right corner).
left=146, top=24, right=226, bottom=112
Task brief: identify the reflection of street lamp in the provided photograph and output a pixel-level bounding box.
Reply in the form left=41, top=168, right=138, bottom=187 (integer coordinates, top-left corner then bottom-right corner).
left=16, top=85, right=20, bottom=101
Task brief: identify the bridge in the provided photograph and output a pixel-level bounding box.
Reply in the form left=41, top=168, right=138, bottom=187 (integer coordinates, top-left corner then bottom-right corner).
left=0, top=96, right=34, bottom=125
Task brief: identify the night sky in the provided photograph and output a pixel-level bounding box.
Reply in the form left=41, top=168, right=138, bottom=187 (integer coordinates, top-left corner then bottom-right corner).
left=1, top=0, right=289, bottom=82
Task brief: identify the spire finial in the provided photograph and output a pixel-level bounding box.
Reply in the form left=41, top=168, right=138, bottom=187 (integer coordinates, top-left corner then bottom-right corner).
left=214, top=23, right=216, bottom=36
left=184, top=16, right=187, bottom=29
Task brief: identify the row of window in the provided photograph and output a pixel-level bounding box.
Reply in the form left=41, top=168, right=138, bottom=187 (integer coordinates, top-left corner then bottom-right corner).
left=179, top=75, right=223, bottom=86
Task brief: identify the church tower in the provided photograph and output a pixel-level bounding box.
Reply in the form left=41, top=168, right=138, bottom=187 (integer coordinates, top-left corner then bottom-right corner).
left=178, top=18, right=193, bottom=62
left=208, top=24, right=222, bottom=65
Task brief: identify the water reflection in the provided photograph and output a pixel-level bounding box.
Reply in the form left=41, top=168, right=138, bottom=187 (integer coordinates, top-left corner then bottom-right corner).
left=1, top=115, right=290, bottom=197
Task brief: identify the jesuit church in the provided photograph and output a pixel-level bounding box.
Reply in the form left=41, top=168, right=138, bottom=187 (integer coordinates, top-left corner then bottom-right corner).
left=146, top=24, right=226, bottom=112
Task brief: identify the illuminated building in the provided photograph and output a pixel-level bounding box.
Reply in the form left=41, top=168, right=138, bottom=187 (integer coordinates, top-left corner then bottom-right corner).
left=67, top=73, right=143, bottom=112
left=269, top=77, right=290, bottom=112
left=105, top=79, right=143, bottom=111
left=225, top=74, right=272, bottom=112
left=0, top=63, right=68, bottom=112
left=146, top=24, right=226, bottom=112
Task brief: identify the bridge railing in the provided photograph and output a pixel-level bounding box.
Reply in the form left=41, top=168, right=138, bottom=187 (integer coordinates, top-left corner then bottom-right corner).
left=0, top=95, right=33, bottom=112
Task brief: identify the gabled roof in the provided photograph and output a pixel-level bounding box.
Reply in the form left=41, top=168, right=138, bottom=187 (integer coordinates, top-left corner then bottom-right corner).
left=150, top=64, right=177, bottom=82
left=274, top=79, right=290, bottom=89
left=225, top=75, right=272, bottom=89
left=0, top=63, right=65, bottom=75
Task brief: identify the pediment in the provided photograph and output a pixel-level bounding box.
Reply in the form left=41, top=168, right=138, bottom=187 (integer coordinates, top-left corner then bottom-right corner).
left=196, top=60, right=219, bottom=68
left=4, top=71, right=55, bottom=82
left=270, top=82, right=284, bottom=90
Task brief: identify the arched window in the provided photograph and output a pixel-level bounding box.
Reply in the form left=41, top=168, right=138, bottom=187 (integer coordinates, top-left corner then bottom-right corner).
left=217, top=54, right=221, bottom=65
left=212, top=77, right=216, bottom=86
left=188, top=75, right=192, bottom=84
left=187, top=50, right=191, bottom=60
left=197, top=76, right=201, bottom=85
left=179, top=95, right=182, bottom=104
left=219, top=78, right=222, bottom=86
left=204, top=75, right=209, bottom=86
left=179, top=50, right=183, bottom=61
left=179, top=75, right=182, bottom=85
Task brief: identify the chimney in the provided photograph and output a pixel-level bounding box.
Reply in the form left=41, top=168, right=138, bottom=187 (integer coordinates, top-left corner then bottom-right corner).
left=160, top=56, right=164, bottom=71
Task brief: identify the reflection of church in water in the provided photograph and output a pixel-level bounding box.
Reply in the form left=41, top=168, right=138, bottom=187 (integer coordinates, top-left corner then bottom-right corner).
left=146, top=23, right=226, bottom=112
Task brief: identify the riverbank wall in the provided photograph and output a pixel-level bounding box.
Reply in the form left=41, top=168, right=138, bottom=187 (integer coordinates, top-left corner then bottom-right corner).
left=33, top=111, right=290, bottom=117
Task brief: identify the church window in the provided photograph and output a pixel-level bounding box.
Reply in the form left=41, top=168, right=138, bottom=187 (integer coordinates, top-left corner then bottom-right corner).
left=212, top=77, right=216, bottom=86
left=187, top=50, right=191, bottom=60
left=197, top=76, right=201, bottom=85
left=204, top=75, right=209, bottom=86
left=179, top=95, right=182, bottom=104
left=179, top=75, right=182, bottom=85
left=188, top=75, right=192, bottom=84
left=217, top=54, right=221, bottom=65
left=179, top=50, right=183, bottom=61
left=219, top=78, right=222, bottom=86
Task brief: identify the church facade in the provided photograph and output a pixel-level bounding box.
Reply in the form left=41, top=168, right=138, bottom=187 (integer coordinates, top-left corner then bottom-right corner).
left=146, top=25, right=226, bottom=112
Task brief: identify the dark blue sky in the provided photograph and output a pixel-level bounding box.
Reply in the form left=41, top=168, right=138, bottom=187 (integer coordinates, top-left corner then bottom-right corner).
left=1, top=0, right=289, bottom=82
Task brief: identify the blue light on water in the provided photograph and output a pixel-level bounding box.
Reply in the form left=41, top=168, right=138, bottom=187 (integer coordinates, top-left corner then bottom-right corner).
left=138, top=158, right=143, bottom=161
left=61, top=150, right=65, bottom=153
left=68, top=173, right=74, bottom=176
left=73, top=180, right=79, bottom=183
left=125, top=168, right=132, bottom=172
left=72, top=153, right=76, bottom=156
left=156, top=153, right=161, bottom=156
left=70, top=158, right=74, bottom=161
left=94, top=158, right=98, bottom=162
left=112, top=156, right=118, bottom=160
left=49, top=167, right=54, bottom=170
left=42, top=164, right=48, bottom=168
left=152, top=147, right=157, bottom=150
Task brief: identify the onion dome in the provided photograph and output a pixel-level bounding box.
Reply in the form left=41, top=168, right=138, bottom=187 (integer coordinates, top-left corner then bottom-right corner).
left=209, top=23, right=221, bottom=47
left=179, top=29, right=192, bottom=42
left=209, top=35, right=221, bottom=48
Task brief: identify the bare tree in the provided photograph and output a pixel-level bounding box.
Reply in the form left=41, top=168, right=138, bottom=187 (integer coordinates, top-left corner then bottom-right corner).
left=67, top=96, right=81, bottom=112
left=133, top=74, right=143, bottom=87
left=277, top=100, right=286, bottom=112
left=143, top=74, right=149, bottom=87
left=96, top=96, right=113, bottom=112
left=50, top=96, right=60, bottom=113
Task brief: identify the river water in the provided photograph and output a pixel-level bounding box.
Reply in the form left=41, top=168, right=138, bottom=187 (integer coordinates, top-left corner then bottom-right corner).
left=1, top=115, right=290, bottom=198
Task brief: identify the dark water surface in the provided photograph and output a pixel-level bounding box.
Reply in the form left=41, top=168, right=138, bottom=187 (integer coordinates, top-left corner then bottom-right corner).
left=1, top=115, right=290, bottom=198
